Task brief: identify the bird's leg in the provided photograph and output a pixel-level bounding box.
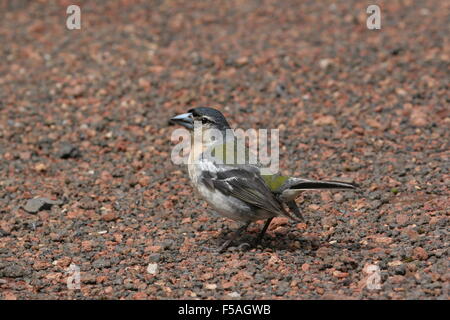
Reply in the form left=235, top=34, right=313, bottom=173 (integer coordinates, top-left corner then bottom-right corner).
left=286, top=200, right=304, bottom=221
left=254, top=217, right=273, bottom=246
left=218, top=222, right=251, bottom=253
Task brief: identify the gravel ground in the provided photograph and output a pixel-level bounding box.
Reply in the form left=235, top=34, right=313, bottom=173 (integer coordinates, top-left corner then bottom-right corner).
left=0, top=0, right=448, bottom=300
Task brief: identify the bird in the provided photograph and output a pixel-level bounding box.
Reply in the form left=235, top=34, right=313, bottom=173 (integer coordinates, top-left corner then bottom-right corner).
left=170, top=107, right=357, bottom=252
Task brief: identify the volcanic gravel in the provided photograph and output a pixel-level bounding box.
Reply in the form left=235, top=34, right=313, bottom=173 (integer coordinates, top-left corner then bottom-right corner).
left=0, top=1, right=448, bottom=300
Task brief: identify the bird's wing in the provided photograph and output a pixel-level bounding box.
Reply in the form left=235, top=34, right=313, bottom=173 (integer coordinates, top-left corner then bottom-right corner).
left=200, top=165, right=299, bottom=221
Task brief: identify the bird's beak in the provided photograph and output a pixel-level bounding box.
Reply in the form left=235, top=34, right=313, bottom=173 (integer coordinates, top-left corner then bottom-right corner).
left=170, top=112, right=194, bottom=129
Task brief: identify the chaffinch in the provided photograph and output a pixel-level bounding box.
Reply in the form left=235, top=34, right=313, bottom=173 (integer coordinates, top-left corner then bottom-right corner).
left=170, top=107, right=357, bottom=252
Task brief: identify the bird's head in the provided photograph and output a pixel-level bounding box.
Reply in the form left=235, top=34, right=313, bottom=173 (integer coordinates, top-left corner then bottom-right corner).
left=170, top=107, right=231, bottom=132
left=170, top=107, right=233, bottom=152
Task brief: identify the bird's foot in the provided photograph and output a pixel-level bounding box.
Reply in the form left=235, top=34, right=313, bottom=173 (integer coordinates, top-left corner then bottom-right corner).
left=217, top=241, right=252, bottom=253
left=199, top=245, right=218, bottom=253
left=218, top=239, right=233, bottom=253
left=217, top=222, right=251, bottom=253
left=237, top=242, right=251, bottom=251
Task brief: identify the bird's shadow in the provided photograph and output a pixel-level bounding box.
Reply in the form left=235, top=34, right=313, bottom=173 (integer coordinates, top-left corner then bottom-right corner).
left=203, top=228, right=320, bottom=253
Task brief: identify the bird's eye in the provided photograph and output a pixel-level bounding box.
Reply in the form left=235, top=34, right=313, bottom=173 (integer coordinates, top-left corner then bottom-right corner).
left=201, top=117, right=209, bottom=124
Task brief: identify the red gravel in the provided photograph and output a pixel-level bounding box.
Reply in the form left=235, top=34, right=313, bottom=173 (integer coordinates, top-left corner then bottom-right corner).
left=0, top=1, right=448, bottom=300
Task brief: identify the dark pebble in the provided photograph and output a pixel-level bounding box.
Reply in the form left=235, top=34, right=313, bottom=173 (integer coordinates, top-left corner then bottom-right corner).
left=23, top=198, right=62, bottom=214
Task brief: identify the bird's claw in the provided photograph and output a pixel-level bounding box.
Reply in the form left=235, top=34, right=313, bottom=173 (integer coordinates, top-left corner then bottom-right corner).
left=237, top=242, right=251, bottom=251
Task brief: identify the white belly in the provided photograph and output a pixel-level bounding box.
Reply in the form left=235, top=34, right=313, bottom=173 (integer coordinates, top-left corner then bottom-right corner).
left=188, top=160, right=248, bottom=220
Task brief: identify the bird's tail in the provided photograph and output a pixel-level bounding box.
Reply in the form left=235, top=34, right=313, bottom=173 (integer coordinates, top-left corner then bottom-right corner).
left=278, top=178, right=358, bottom=202
left=289, top=179, right=358, bottom=190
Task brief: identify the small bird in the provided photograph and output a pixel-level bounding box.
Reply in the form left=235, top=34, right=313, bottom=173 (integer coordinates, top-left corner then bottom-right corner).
left=170, top=107, right=357, bottom=252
